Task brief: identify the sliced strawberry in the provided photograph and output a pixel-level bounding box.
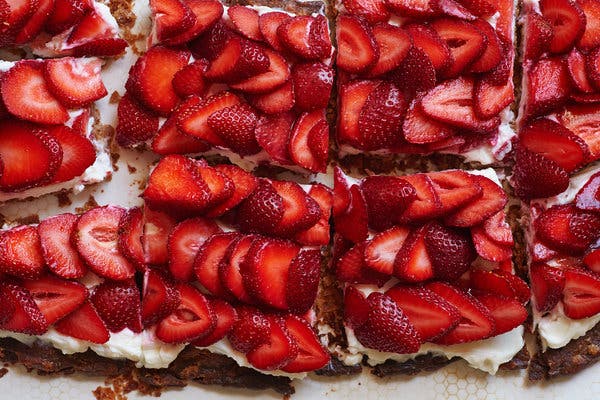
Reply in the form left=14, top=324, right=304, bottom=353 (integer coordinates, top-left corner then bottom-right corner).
left=386, top=285, right=461, bottom=341
left=398, top=174, right=442, bottom=223
left=142, top=207, right=176, bottom=266
left=421, top=77, right=500, bottom=132
left=247, top=316, right=298, bottom=371
left=308, top=120, right=329, bottom=173
left=141, top=269, right=180, bottom=328
left=427, top=281, right=494, bottom=344
left=219, top=235, right=258, bottom=304
left=22, top=274, right=87, bottom=325
left=523, top=11, right=553, bottom=60
left=73, top=206, right=135, bottom=280
left=54, top=300, right=109, bottom=343
left=333, top=166, right=351, bottom=217
left=534, top=204, right=600, bottom=254
left=227, top=305, right=270, bottom=353
left=207, top=102, right=260, bottom=155
left=540, top=0, right=585, bottom=53
left=286, top=249, right=321, bottom=314
left=575, top=171, right=600, bottom=211
left=445, top=174, right=507, bottom=227
left=334, top=184, right=369, bottom=243
left=254, top=113, right=294, bottom=165
left=258, top=11, right=290, bottom=51
left=195, top=162, right=234, bottom=209
left=557, top=104, right=600, bottom=157
left=431, top=18, right=486, bottom=78
left=115, top=92, right=159, bottom=148
left=471, top=225, right=513, bottom=261
left=562, top=268, right=600, bottom=319
left=291, top=62, right=333, bottom=112
left=344, top=286, right=370, bottom=329
left=366, top=24, right=412, bottom=77
left=151, top=115, right=211, bottom=155
left=38, top=213, right=87, bottom=279
left=47, top=125, right=96, bottom=184
left=172, top=60, right=208, bottom=98
left=469, top=269, right=517, bottom=299
left=65, top=11, right=127, bottom=56
left=204, top=36, right=269, bottom=83
left=0, top=281, right=47, bottom=335
left=150, top=0, right=195, bottom=42
left=194, top=232, right=239, bottom=298
left=281, top=315, right=330, bottom=372
left=229, top=49, right=291, bottom=94
left=402, top=98, right=456, bottom=144
left=237, top=180, right=284, bottom=235
left=424, top=222, right=475, bottom=280
left=524, top=56, right=571, bottom=119
left=241, top=238, right=300, bottom=310
left=117, top=207, right=145, bottom=269
left=496, top=270, right=530, bottom=304
left=156, top=283, right=216, bottom=343
left=354, top=292, right=422, bottom=353
left=337, top=80, right=379, bottom=147
left=360, top=175, right=417, bottom=231
left=204, top=164, right=258, bottom=218
left=468, top=19, right=503, bottom=73
left=584, top=246, right=600, bottom=273
left=406, top=23, right=452, bottom=73
left=389, top=46, right=436, bottom=95
left=227, top=5, right=262, bottom=41
left=427, top=170, right=483, bottom=215
left=0, top=225, right=45, bottom=279
left=454, top=0, right=496, bottom=17
left=247, top=80, right=295, bottom=114
left=162, top=0, right=223, bottom=46
left=90, top=280, right=142, bottom=333
left=289, top=110, right=328, bottom=172
left=482, top=211, right=513, bottom=246
left=364, top=226, right=411, bottom=275
left=567, top=48, right=594, bottom=93
left=294, top=184, right=333, bottom=246
left=578, top=0, right=600, bottom=48
left=585, top=47, right=600, bottom=90
left=511, top=145, right=569, bottom=200
left=473, top=78, right=514, bottom=120
left=45, top=0, right=91, bottom=34
left=193, top=299, right=237, bottom=347
left=393, top=225, right=434, bottom=282
left=385, top=0, right=435, bottom=17
left=142, top=155, right=213, bottom=215
left=2, top=61, right=68, bottom=124
left=44, top=57, right=107, bottom=108
left=336, top=15, right=378, bottom=74
left=335, top=242, right=389, bottom=285
left=358, top=81, right=407, bottom=150
left=474, top=293, right=527, bottom=335
left=484, top=38, right=513, bottom=86
left=279, top=15, right=331, bottom=60
left=433, top=0, right=478, bottom=19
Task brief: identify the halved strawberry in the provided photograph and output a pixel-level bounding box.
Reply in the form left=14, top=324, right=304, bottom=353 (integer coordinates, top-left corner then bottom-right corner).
left=471, top=225, right=513, bottom=261
left=247, top=316, right=298, bottom=371
left=289, top=110, right=329, bottom=172
left=227, top=305, right=271, bottom=353
left=445, top=174, right=507, bottom=227
left=398, top=174, right=442, bottom=223
left=258, top=11, right=290, bottom=51
left=562, top=268, right=600, bottom=319
left=431, top=18, right=486, bottom=78
left=162, top=0, right=223, bottom=46
left=427, top=281, right=494, bottom=344
left=294, top=184, right=333, bottom=246
left=424, top=222, right=475, bottom=280
left=1, top=61, right=68, bottom=124
left=428, top=170, right=483, bottom=215
left=151, top=114, right=211, bottom=155
left=338, top=79, right=379, bottom=147
left=523, top=56, right=571, bottom=119
left=511, top=145, right=570, bottom=200
left=578, top=0, right=600, bottom=49
left=335, top=242, right=389, bottom=285
left=22, top=274, right=87, bottom=325
left=207, top=102, right=260, bottom=155
left=286, top=249, right=321, bottom=314
left=0, top=225, right=45, bottom=279
left=172, top=60, right=208, bottom=98
left=468, top=19, right=503, bottom=73
left=557, top=104, right=600, bottom=158
left=142, top=207, right=176, bottom=266
left=227, top=5, right=262, bottom=41
left=535, top=204, right=600, bottom=254
left=91, top=279, right=142, bottom=333
left=389, top=46, right=437, bottom=95
left=291, top=62, right=333, bottom=112
left=193, top=299, right=237, bottom=347
left=116, top=92, right=159, bottom=148
left=65, top=10, right=127, bottom=56
left=0, top=281, right=47, bottom=335
left=141, top=268, right=180, bottom=328
left=364, top=227, right=410, bottom=275
left=473, top=78, right=514, bottom=120
left=360, top=175, right=417, bottom=231
left=336, top=15, right=378, bottom=74
left=45, top=0, right=91, bottom=35
left=241, top=238, right=300, bottom=310
left=44, top=57, right=107, bottom=108
left=38, top=213, right=87, bottom=279
left=254, top=113, right=294, bottom=165
left=386, top=285, right=461, bottom=341
left=343, top=0, right=389, bottom=22
left=48, top=125, right=96, bottom=184
left=150, top=0, right=195, bottom=42
left=366, top=24, right=412, bottom=77
left=73, top=206, right=135, bottom=280
left=156, top=283, right=216, bottom=343
left=567, top=48, right=594, bottom=93
left=354, top=292, right=422, bottom=353
left=523, top=11, right=553, bottom=61
left=229, top=49, right=290, bottom=94
left=219, top=235, right=257, bottom=304
left=482, top=211, right=513, bottom=245
left=402, top=98, right=456, bottom=144
left=473, top=293, right=527, bottom=335
left=334, top=184, right=369, bottom=243
left=281, top=315, right=330, bottom=372
left=117, top=207, right=145, bottom=269
left=406, top=23, right=452, bottom=73
left=394, top=225, right=434, bottom=282
left=194, top=232, right=239, bottom=298
left=204, top=36, right=269, bottom=82
left=279, top=15, right=331, bottom=60
left=54, top=300, right=109, bottom=343
left=247, top=80, right=295, bottom=114
left=540, top=0, right=585, bottom=53
left=575, top=171, right=600, bottom=211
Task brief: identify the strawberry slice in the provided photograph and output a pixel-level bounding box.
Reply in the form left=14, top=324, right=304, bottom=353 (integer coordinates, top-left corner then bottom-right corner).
left=454, top=0, right=496, bottom=17
left=1, top=61, right=68, bottom=124
left=567, top=48, right=594, bottom=93
left=406, top=23, right=452, bottom=73
left=281, top=315, right=329, bottom=372
left=167, top=217, right=221, bottom=282
left=428, top=170, right=483, bottom=215
left=468, top=19, right=503, bottom=73
left=141, top=268, right=180, bottom=328
left=228, top=306, right=271, bottom=353
left=258, top=11, right=290, bottom=51
left=496, top=270, right=530, bottom=304
left=558, top=104, right=600, bottom=158
left=403, top=98, right=456, bottom=144
left=354, top=292, right=422, bottom=353
left=344, top=286, right=370, bottom=329
left=115, top=92, right=159, bottom=148
left=0, top=225, right=45, bottom=279
left=65, top=10, right=127, bottom=56
left=127, top=46, right=190, bottom=115
left=207, top=102, right=260, bottom=155
left=150, top=0, right=196, bottom=42
left=394, top=225, right=434, bottom=282
left=195, top=161, right=235, bottom=209
left=204, top=164, right=258, bottom=218
left=386, top=285, right=461, bottom=341
left=291, top=62, right=333, bottom=112
left=390, top=47, right=436, bottom=95
left=519, top=118, right=589, bottom=172
left=117, top=207, right=145, bottom=269
left=386, top=0, right=436, bottom=17
left=219, top=235, right=258, bottom=304
left=193, top=299, right=237, bottom=347
left=156, top=283, right=216, bottom=343
left=398, top=174, right=442, bottom=223
left=511, top=145, right=569, bottom=200
left=578, top=0, right=600, bottom=49
left=433, top=0, right=478, bottom=19
left=334, top=184, right=369, bottom=243
left=473, top=293, right=527, bottom=335
left=585, top=47, right=600, bottom=90
left=242, top=238, right=300, bottom=310
left=229, top=49, right=290, bottom=94
left=172, top=60, right=208, bottom=99
left=343, top=0, right=389, bottom=22
left=424, top=222, right=475, bottom=280
left=289, top=110, right=329, bottom=172
left=44, top=57, right=107, bottom=108
left=48, top=125, right=96, bottom=183
left=530, top=262, right=565, bottom=312
left=91, top=280, right=142, bottom=333
left=473, top=78, right=514, bottom=120
left=338, top=80, right=379, bottom=147
left=38, top=213, right=87, bottom=279
left=540, top=0, right=585, bottom=53
left=194, top=232, right=239, bottom=298
left=294, top=184, right=333, bottom=246
left=336, top=242, right=389, bottom=285
left=444, top=174, right=507, bottom=227
left=151, top=114, right=211, bottom=155
left=204, top=36, right=269, bottom=82
left=364, top=226, right=410, bottom=275
left=22, top=274, right=87, bottom=325
left=248, top=80, right=295, bottom=114
left=336, top=15, right=378, bottom=74
left=142, top=207, right=176, bottom=266
left=54, top=300, right=109, bottom=343
left=0, top=281, right=47, bottom=335
left=45, top=0, right=91, bottom=35
left=576, top=171, right=600, bottom=211
left=360, top=175, right=417, bottom=231
left=333, top=166, right=351, bottom=217
left=73, top=206, right=135, bottom=280
left=471, top=225, right=513, bottom=261
left=162, top=0, right=223, bottom=45
left=254, top=113, right=294, bottom=165
left=427, top=281, right=494, bottom=344
left=278, top=15, right=331, bottom=60
left=524, top=56, right=571, bottom=119
left=523, top=11, right=553, bottom=61
left=469, top=269, right=517, bottom=299
left=431, top=18, right=486, bottom=78
left=236, top=179, right=285, bottom=235
left=562, top=268, right=600, bottom=319
left=535, top=204, right=600, bottom=254
left=421, top=77, right=500, bottom=132
left=286, top=249, right=321, bottom=314
left=247, top=316, right=298, bottom=371
left=366, top=24, right=411, bottom=77
left=227, top=5, right=262, bottom=41
left=482, top=211, right=513, bottom=245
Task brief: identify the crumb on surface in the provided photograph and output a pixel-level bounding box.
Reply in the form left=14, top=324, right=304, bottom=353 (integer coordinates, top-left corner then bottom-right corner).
left=75, top=196, right=99, bottom=214
left=56, top=190, right=72, bottom=207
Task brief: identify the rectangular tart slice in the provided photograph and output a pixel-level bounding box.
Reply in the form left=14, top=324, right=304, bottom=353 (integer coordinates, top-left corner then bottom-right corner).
left=114, top=0, right=333, bottom=175
left=334, top=0, right=516, bottom=166
left=331, top=166, right=529, bottom=375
